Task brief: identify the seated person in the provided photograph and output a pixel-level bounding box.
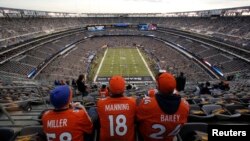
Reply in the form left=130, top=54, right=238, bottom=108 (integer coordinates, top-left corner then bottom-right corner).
left=137, top=72, right=190, bottom=141
left=95, top=75, right=137, bottom=141
left=99, top=83, right=109, bottom=98
left=42, top=85, right=93, bottom=141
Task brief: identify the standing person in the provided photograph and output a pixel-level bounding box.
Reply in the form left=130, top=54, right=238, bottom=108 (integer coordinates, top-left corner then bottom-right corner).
left=42, top=85, right=93, bottom=141
left=137, top=72, right=189, bottom=141
left=176, top=72, right=186, bottom=92
left=77, top=74, right=88, bottom=97
left=97, top=75, right=136, bottom=141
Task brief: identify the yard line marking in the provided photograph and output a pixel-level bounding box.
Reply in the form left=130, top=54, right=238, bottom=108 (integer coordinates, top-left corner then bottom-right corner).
left=94, top=48, right=108, bottom=82
left=136, top=47, right=156, bottom=81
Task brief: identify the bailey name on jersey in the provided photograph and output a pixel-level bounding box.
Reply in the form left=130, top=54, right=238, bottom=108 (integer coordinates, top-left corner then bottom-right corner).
left=161, top=114, right=180, bottom=122
left=105, top=104, right=130, bottom=111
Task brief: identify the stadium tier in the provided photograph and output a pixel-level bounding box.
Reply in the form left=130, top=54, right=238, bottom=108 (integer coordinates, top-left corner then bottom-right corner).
left=0, top=6, right=250, bottom=141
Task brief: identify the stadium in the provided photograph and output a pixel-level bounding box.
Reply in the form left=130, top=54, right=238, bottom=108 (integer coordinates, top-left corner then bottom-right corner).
left=0, top=0, right=250, bottom=140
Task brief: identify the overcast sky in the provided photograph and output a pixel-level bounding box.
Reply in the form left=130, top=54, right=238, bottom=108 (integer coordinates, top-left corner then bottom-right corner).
left=0, top=0, right=250, bottom=13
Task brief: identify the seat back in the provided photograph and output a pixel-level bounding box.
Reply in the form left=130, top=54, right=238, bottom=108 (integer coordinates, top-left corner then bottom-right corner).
left=202, top=104, right=222, bottom=115
left=19, top=125, right=43, bottom=135
left=209, top=98, right=221, bottom=103
left=225, top=104, right=245, bottom=113
left=190, top=105, right=201, bottom=111
left=13, top=125, right=45, bottom=141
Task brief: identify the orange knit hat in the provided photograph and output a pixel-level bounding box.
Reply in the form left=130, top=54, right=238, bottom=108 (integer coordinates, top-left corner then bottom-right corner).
left=156, top=72, right=176, bottom=94
left=109, top=75, right=125, bottom=95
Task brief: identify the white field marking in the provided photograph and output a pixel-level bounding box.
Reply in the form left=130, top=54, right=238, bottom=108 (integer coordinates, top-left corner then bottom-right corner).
left=94, top=48, right=108, bottom=82
left=136, top=47, right=156, bottom=81
left=119, top=49, right=122, bottom=75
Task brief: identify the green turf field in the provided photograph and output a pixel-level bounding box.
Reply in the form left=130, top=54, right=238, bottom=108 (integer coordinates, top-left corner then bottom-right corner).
left=96, top=48, right=151, bottom=78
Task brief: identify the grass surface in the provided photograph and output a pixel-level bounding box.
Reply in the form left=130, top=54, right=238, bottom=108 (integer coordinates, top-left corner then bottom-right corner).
left=98, top=48, right=150, bottom=77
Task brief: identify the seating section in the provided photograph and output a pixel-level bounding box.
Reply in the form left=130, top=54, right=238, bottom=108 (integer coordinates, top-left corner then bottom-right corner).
left=155, top=31, right=250, bottom=77
left=0, top=33, right=84, bottom=78
left=160, top=17, right=250, bottom=50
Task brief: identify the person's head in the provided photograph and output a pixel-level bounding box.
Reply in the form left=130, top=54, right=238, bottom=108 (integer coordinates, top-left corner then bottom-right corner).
left=50, top=85, right=72, bottom=109
left=205, top=81, right=210, bottom=87
left=109, top=75, right=125, bottom=97
left=180, top=72, right=184, bottom=76
left=78, top=74, right=84, bottom=81
left=156, top=72, right=176, bottom=95
left=101, top=83, right=107, bottom=89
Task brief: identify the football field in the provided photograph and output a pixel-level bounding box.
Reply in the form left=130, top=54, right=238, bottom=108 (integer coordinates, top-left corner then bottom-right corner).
left=94, top=48, right=155, bottom=82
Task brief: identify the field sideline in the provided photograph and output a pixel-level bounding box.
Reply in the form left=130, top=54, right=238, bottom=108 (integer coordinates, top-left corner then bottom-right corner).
left=94, top=47, right=154, bottom=82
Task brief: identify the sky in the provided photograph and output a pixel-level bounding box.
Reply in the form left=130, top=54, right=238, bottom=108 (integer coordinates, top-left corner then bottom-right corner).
left=0, top=0, right=250, bottom=13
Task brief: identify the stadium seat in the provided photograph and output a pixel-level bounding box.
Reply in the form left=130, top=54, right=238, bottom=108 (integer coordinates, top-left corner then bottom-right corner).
left=225, top=104, right=246, bottom=113
left=189, top=105, right=214, bottom=121
left=177, top=122, right=208, bottom=141
left=223, top=94, right=237, bottom=99
left=209, top=98, right=225, bottom=105
left=19, top=125, right=43, bottom=135
left=0, top=128, right=15, bottom=141
left=12, top=125, right=45, bottom=141
left=202, top=104, right=222, bottom=115
left=239, top=98, right=250, bottom=106
left=202, top=104, right=241, bottom=120
left=225, top=104, right=250, bottom=120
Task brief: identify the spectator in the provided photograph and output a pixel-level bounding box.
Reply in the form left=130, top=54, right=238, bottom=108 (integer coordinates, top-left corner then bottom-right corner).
left=126, top=84, right=132, bottom=90
left=54, top=80, right=59, bottom=86
left=60, top=80, right=65, bottom=85
left=77, top=74, right=88, bottom=97
left=99, top=83, right=109, bottom=98
left=71, top=79, right=77, bottom=97
left=200, top=81, right=211, bottom=94
left=42, top=85, right=93, bottom=141
left=176, top=72, right=186, bottom=91
left=96, top=75, right=136, bottom=141
left=147, top=87, right=158, bottom=97
left=194, top=83, right=203, bottom=95
left=137, top=72, right=189, bottom=141
left=218, top=81, right=230, bottom=91
left=132, top=83, right=138, bottom=90
left=65, top=80, right=70, bottom=85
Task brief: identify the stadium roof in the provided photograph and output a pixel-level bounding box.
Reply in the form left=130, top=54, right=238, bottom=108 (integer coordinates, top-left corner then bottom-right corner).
left=1, top=6, right=250, bottom=18
left=0, top=0, right=250, bottom=13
